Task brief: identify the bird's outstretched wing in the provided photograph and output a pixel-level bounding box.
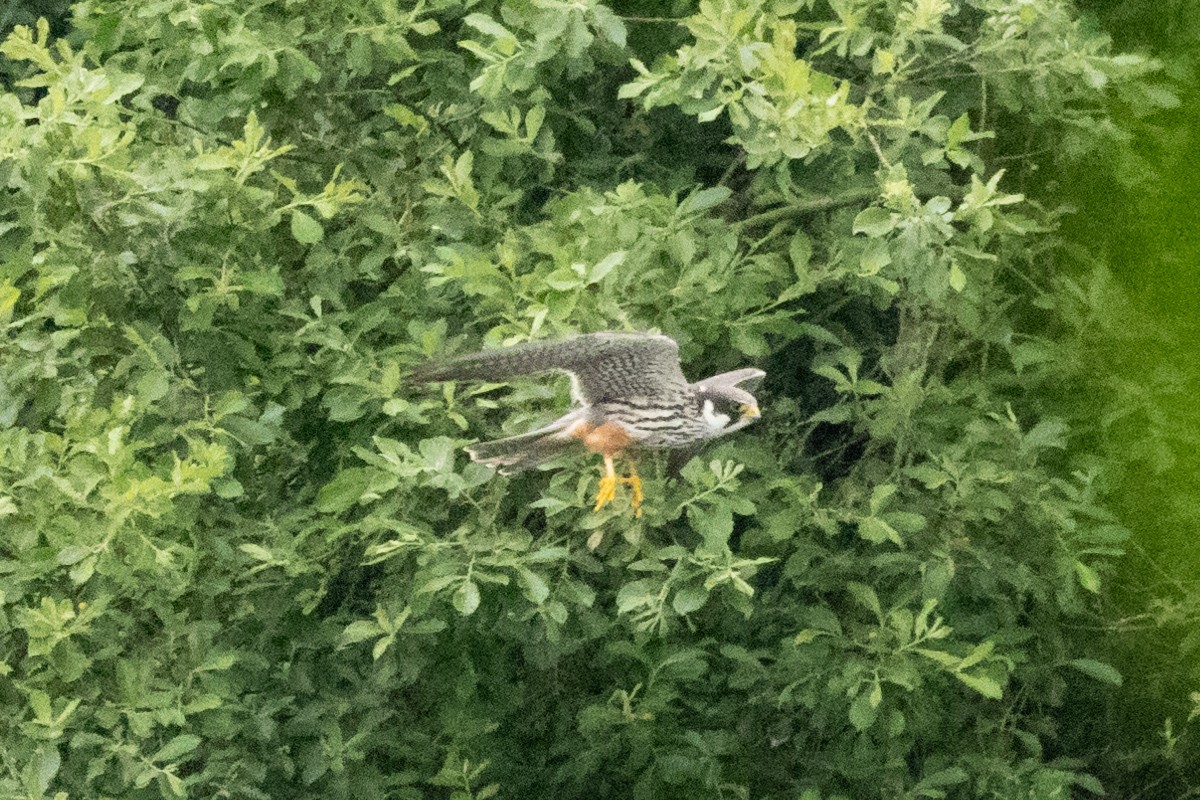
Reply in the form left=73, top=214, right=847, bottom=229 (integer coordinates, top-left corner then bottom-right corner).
left=411, top=333, right=689, bottom=403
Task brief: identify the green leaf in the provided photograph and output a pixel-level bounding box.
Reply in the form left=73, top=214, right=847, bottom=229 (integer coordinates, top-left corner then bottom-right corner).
left=949, top=262, right=966, bottom=292
left=858, top=516, right=903, bottom=546
left=69, top=556, right=96, bottom=585
left=915, top=648, right=961, bottom=668
left=789, top=231, right=813, bottom=275
left=316, top=468, right=374, bottom=513
left=688, top=503, right=734, bottom=551
left=793, top=629, right=821, bottom=645
left=57, top=545, right=92, bottom=566
left=214, top=478, right=244, bottom=498
left=463, top=13, right=513, bottom=39
left=526, top=546, right=569, bottom=563
left=28, top=747, right=60, bottom=795
left=617, top=76, right=655, bottom=100
left=419, top=575, right=462, bottom=595
left=593, top=5, right=627, bottom=47
left=372, top=634, right=395, bottom=660
left=1074, top=561, right=1102, bottom=594
left=954, top=672, right=1003, bottom=699
left=616, top=578, right=661, bottom=615
left=221, top=415, right=279, bottom=445
left=153, top=734, right=202, bottom=763
left=29, top=690, right=52, bottom=722
left=213, top=391, right=251, bottom=419
left=958, top=640, right=994, bottom=670
left=454, top=581, right=481, bottom=616
left=290, top=210, right=324, bottom=244
left=916, top=767, right=969, bottom=789
left=847, top=582, right=882, bottom=618
left=886, top=511, right=927, bottom=533
left=0, top=284, right=19, bottom=322
left=1022, top=419, right=1068, bottom=454
left=672, top=585, right=709, bottom=615
left=849, top=691, right=878, bottom=731
left=588, top=251, right=626, bottom=284
left=947, top=113, right=971, bottom=147
left=165, top=772, right=186, bottom=797
left=859, top=239, right=892, bottom=274
left=525, top=105, right=545, bottom=139
left=543, top=268, right=582, bottom=291
left=731, top=326, right=768, bottom=357
left=907, top=464, right=949, bottom=488
left=517, top=568, right=550, bottom=605
left=339, top=620, right=383, bottom=647
left=680, top=186, right=731, bottom=215
left=197, top=653, right=238, bottom=672
left=1071, top=773, right=1106, bottom=795
left=852, top=207, right=895, bottom=237
left=239, top=544, right=275, bottom=562
left=136, top=370, right=170, bottom=403
left=868, top=483, right=896, bottom=513
left=1069, top=659, right=1123, bottom=686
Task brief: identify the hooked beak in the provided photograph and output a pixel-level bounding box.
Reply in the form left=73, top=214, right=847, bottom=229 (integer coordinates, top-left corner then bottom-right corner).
left=740, top=403, right=761, bottom=420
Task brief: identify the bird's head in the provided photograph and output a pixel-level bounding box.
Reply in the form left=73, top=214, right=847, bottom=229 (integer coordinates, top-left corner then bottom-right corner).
left=695, top=368, right=766, bottom=430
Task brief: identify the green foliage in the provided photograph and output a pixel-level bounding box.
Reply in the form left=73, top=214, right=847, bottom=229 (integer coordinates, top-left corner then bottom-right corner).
left=0, top=1, right=1175, bottom=798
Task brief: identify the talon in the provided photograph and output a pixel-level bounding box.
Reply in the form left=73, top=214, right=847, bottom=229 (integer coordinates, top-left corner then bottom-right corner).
left=625, top=463, right=644, bottom=517
left=592, top=455, right=645, bottom=516
left=593, top=455, right=619, bottom=511
left=594, top=474, right=618, bottom=511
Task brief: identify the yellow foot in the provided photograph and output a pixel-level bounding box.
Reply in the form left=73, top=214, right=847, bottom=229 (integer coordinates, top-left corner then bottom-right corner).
left=594, top=472, right=619, bottom=511
left=592, top=457, right=644, bottom=517
left=626, top=470, right=644, bottom=518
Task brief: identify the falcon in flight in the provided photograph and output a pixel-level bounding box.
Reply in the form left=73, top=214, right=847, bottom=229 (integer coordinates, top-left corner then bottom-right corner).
left=412, top=332, right=764, bottom=515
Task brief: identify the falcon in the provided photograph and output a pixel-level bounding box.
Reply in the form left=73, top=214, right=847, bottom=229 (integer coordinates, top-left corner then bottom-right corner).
left=411, top=332, right=764, bottom=515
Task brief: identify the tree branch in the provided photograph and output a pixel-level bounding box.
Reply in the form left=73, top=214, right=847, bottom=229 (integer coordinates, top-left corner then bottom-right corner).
left=734, top=187, right=879, bottom=230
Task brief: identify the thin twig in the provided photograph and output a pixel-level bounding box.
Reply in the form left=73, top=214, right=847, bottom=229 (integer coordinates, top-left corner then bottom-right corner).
left=865, top=129, right=891, bottom=168
left=717, top=151, right=746, bottom=188
left=619, top=16, right=688, bottom=23
left=735, top=188, right=878, bottom=230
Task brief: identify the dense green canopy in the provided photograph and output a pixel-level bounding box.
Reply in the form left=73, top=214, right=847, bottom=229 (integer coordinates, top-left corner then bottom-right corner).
left=0, top=1, right=1192, bottom=797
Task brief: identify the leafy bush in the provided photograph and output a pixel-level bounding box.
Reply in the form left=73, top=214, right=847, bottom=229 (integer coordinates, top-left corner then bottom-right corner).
left=0, top=1, right=1179, bottom=797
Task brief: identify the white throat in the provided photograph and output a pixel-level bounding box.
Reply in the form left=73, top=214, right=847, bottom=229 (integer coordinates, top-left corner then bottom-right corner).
left=700, top=398, right=731, bottom=430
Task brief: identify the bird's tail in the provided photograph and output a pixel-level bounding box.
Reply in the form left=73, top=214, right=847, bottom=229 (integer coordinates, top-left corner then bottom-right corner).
left=464, top=411, right=585, bottom=475
left=467, top=430, right=579, bottom=475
